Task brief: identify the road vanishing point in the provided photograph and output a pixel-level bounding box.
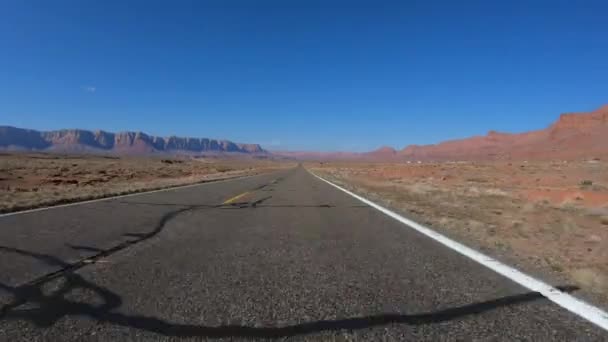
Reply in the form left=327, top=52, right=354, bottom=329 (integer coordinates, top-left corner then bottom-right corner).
left=0, top=166, right=607, bottom=340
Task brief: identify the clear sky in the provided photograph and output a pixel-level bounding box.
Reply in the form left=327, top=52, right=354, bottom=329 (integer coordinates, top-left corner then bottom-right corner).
left=1, top=1, right=606, bottom=151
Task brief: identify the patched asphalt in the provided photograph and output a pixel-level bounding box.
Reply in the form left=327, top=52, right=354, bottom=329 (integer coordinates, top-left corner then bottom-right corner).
left=0, top=166, right=606, bottom=341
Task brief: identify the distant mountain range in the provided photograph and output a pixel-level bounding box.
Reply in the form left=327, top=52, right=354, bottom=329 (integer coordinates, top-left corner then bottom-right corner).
left=397, top=104, right=608, bottom=161
left=3, top=104, right=606, bottom=160
left=274, top=104, right=608, bottom=161
left=0, top=126, right=266, bottom=155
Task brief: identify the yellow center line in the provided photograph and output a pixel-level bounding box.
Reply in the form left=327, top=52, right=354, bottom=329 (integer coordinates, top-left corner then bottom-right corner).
left=222, top=179, right=277, bottom=205
left=222, top=191, right=250, bottom=204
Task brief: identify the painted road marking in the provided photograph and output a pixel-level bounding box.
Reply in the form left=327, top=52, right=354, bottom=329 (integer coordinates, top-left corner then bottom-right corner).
left=222, top=191, right=250, bottom=204
left=310, top=170, right=608, bottom=332
left=0, top=173, right=266, bottom=218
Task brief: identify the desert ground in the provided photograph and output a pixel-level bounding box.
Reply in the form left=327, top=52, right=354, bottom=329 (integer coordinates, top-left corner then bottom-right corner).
left=310, top=160, right=608, bottom=300
left=0, top=152, right=293, bottom=213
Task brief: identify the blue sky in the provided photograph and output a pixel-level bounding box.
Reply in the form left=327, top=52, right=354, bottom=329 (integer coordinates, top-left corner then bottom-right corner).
left=1, top=0, right=606, bottom=151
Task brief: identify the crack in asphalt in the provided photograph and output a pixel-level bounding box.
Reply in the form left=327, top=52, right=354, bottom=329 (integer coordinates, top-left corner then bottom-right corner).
left=0, top=253, right=579, bottom=340
left=0, top=206, right=193, bottom=318
left=0, top=172, right=359, bottom=321
left=0, top=177, right=289, bottom=316
left=0, top=171, right=586, bottom=339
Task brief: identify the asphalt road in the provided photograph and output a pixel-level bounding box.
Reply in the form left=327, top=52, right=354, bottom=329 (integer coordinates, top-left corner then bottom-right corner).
left=0, top=166, right=606, bottom=341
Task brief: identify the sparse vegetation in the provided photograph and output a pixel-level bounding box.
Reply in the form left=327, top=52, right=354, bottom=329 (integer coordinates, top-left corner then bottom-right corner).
left=215, top=166, right=233, bottom=173
left=311, top=160, right=608, bottom=299
left=0, top=153, right=293, bottom=213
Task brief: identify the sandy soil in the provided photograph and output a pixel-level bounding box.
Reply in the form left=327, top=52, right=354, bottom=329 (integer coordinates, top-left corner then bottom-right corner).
left=0, top=153, right=293, bottom=213
left=310, top=160, right=608, bottom=299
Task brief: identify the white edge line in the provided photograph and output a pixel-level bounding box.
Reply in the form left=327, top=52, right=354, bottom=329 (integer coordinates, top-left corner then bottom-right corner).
left=309, top=170, right=608, bottom=331
left=0, top=172, right=265, bottom=218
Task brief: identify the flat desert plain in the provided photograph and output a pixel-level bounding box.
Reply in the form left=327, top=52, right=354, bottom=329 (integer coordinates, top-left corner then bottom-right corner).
left=0, top=152, right=292, bottom=213
left=311, top=160, right=608, bottom=301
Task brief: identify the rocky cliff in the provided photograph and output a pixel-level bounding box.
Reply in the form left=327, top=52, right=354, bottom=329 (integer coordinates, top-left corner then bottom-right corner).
left=398, top=105, right=608, bottom=161
left=0, top=127, right=266, bottom=155
left=274, top=105, right=608, bottom=162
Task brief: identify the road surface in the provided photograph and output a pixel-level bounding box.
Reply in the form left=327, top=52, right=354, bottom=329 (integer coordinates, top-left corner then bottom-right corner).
left=0, top=166, right=606, bottom=340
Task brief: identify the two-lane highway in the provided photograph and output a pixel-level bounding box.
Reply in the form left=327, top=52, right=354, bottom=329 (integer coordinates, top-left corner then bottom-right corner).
left=0, top=166, right=606, bottom=340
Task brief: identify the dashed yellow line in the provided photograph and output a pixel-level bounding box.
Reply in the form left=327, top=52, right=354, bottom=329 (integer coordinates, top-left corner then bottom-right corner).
left=222, top=179, right=277, bottom=205
left=222, top=191, right=250, bottom=204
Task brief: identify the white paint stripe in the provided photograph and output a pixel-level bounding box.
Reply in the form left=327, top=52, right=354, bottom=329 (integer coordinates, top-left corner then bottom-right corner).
left=310, top=171, right=608, bottom=331
left=0, top=173, right=264, bottom=218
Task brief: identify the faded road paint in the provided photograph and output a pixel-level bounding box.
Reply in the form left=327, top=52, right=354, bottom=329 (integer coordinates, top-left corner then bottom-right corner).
left=222, top=192, right=250, bottom=204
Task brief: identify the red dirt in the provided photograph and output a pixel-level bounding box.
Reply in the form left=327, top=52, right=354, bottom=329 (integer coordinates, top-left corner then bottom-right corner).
left=311, top=160, right=608, bottom=299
